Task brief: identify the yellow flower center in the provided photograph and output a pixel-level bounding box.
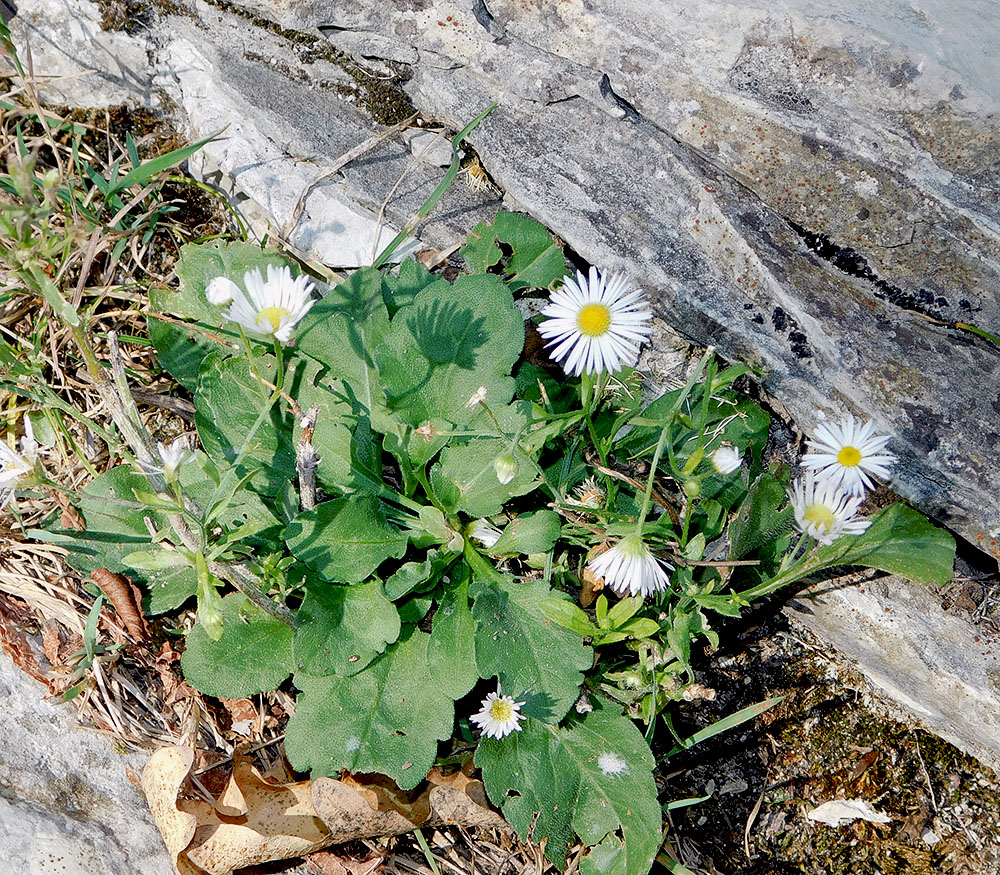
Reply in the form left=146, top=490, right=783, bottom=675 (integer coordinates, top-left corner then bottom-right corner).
left=837, top=445, right=862, bottom=467
left=803, top=503, right=836, bottom=533
left=577, top=303, right=612, bottom=337
left=257, top=305, right=291, bottom=333
left=489, top=699, right=513, bottom=722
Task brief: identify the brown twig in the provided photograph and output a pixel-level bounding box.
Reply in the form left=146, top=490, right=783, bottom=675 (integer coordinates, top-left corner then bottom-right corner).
left=296, top=403, right=320, bottom=512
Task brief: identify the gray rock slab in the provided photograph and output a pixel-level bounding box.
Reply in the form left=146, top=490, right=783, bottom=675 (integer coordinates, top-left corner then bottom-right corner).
left=296, top=0, right=1000, bottom=553
left=6, top=0, right=154, bottom=107
left=786, top=575, right=1000, bottom=774
left=149, top=1, right=500, bottom=267
left=0, top=650, right=172, bottom=875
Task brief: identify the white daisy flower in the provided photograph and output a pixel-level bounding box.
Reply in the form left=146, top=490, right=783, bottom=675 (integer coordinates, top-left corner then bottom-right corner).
left=801, top=415, right=895, bottom=496
left=790, top=471, right=871, bottom=545
left=470, top=518, right=503, bottom=548
left=470, top=688, right=526, bottom=740
left=538, top=267, right=653, bottom=376
left=157, top=438, right=194, bottom=479
left=711, top=444, right=742, bottom=475
left=209, top=265, right=315, bottom=343
left=587, top=534, right=673, bottom=599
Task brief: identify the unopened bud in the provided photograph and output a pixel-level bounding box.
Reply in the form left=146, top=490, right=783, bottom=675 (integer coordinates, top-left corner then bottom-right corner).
left=683, top=477, right=702, bottom=500
left=494, top=452, right=519, bottom=485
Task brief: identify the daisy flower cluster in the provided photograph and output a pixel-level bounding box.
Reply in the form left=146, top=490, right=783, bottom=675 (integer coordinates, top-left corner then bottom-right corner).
left=790, top=415, right=896, bottom=545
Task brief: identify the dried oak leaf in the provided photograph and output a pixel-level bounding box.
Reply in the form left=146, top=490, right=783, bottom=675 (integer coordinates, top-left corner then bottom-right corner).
left=311, top=767, right=504, bottom=842
left=143, top=746, right=333, bottom=875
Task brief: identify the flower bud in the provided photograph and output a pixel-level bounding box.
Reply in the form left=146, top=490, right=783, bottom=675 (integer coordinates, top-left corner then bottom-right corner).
left=199, top=603, right=224, bottom=641
left=683, top=477, right=702, bottom=500
left=493, top=452, right=519, bottom=485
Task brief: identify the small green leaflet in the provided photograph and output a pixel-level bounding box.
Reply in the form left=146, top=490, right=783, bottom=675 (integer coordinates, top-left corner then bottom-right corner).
left=490, top=510, right=561, bottom=555
left=461, top=211, right=567, bottom=291
left=431, top=437, right=540, bottom=518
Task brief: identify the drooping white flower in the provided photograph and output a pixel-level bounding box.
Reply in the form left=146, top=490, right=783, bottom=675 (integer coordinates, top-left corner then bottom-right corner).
left=538, top=267, right=653, bottom=376
left=587, top=534, right=673, bottom=599
left=711, top=444, right=742, bottom=475
left=470, top=518, right=503, bottom=548
left=0, top=419, right=35, bottom=509
left=209, top=265, right=315, bottom=343
left=801, top=415, right=895, bottom=496
left=790, top=471, right=871, bottom=545
left=471, top=688, right=526, bottom=740
left=597, top=751, right=630, bottom=777
left=157, top=437, right=194, bottom=479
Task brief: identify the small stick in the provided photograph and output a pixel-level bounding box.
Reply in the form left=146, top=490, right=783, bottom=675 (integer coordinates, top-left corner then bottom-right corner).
left=280, top=113, right=419, bottom=241
left=296, top=403, right=320, bottom=512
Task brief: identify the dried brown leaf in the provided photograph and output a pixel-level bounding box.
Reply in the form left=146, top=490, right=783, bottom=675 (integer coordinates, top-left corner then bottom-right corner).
left=92, top=568, right=151, bottom=642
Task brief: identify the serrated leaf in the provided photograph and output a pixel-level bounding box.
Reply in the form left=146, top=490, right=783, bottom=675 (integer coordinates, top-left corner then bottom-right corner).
left=432, top=438, right=539, bottom=518
left=382, top=258, right=435, bottom=313
left=476, top=699, right=660, bottom=875
left=295, top=266, right=393, bottom=429
left=286, top=493, right=408, bottom=584
left=472, top=575, right=591, bottom=723
left=195, top=352, right=296, bottom=495
left=728, top=473, right=793, bottom=559
left=181, top=593, right=294, bottom=698
left=286, top=630, right=454, bottom=790
left=461, top=211, right=567, bottom=290
left=376, top=275, right=524, bottom=428
left=802, top=502, right=955, bottom=586
left=293, top=577, right=400, bottom=676
left=428, top=576, right=478, bottom=699
left=490, top=510, right=561, bottom=555
left=475, top=720, right=579, bottom=865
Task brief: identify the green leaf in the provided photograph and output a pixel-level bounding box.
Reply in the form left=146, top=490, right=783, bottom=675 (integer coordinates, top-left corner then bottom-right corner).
left=728, top=473, right=793, bottom=559
left=148, top=293, right=215, bottom=392
left=802, top=502, right=955, bottom=586
left=428, top=576, right=478, bottom=699
left=376, top=274, right=524, bottom=428
left=461, top=211, right=567, bottom=291
left=476, top=699, right=661, bottom=875
left=286, top=494, right=408, bottom=584
left=286, top=630, right=454, bottom=790
left=472, top=575, right=592, bottom=722
left=383, top=549, right=454, bottom=600
left=475, top=719, right=579, bottom=865
left=490, top=510, right=561, bottom=555
left=195, top=352, right=296, bottom=495
left=382, top=258, right=436, bottom=314
left=538, top=598, right=598, bottom=637
left=181, top=593, right=294, bottom=698
left=295, top=266, right=392, bottom=427
left=293, top=577, right=400, bottom=676
left=431, top=438, right=539, bottom=518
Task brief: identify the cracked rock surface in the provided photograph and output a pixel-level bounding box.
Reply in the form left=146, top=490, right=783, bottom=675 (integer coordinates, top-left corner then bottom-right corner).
left=291, top=0, right=1000, bottom=553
